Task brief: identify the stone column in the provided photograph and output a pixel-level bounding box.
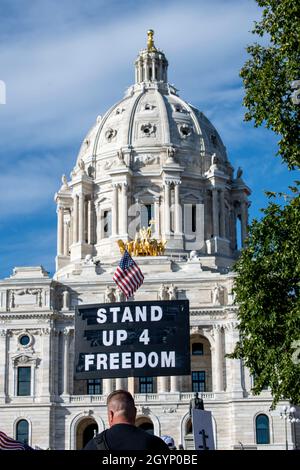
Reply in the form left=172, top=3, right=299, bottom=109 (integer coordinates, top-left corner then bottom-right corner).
left=170, top=375, right=179, bottom=392
left=112, top=184, right=118, bottom=236
left=63, top=221, right=69, bottom=256
left=57, top=206, right=64, bottom=256
left=164, top=182, right=171, bottom=236
left=0, top=330, right=7, bottom=400
left=158, top=60, right=162, bottom=80
left=212, top=188, right=219, bottom=237
left=103, top=379, right=113, bottom=395
left=96, top=204, right=102, bottom=243
left=152, top=59, right=155, bottom=80
left=232, top=211, right=237, bottom=250
left=144, top=60, right=148, bottom=81
left=158, top=376, right=169, bottom=393
left=213, top=325, right=224, bottom=392
left=78, top=194, right=84, bottom=243
left=224, top=322, right=244, bottom=397
left=127, top=377, right=135, bottom=395
left=73, top=195, right=78, bottom=244
left=241, top=201, right=248, bottom=247
left=219, top=190, right=226, bottom=238
left=63, top=329, right=70, bottom=395
left=41, top=328, right=51, bottom=397
left=121, top=183, right=128, bottom=236
left=174, top=181, right=182, bottom=235
left=116, top=378, right=127, bottom=390
left=52, top=329, right=59, bottom=398
left=154, top=197, right=161, bottom=237
left=88, top=199, right=94, bottom=244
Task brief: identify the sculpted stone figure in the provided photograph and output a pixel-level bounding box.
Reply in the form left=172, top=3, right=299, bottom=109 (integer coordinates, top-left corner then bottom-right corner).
left=105, top=286, right=116, bottom=303
left=117, top=149, right=126, bottom=166
left=236, top=167, right=243, bottom=179
left=212, top=283, right=223, bottom=305
left=158, top=284, right=169, bottom=301
left=189, top=392, right=204, bottom=417
left=62, top=290, right=70, bottom=310
left=168, top=284, right=177, bottom=300
left=61, top=174, right=68, bottom=189
left=116, top=289, right=126, bottom=303
left=78, top=158, right=85, bottom=173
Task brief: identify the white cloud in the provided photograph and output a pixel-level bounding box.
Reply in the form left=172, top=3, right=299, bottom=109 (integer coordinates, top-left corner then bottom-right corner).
left=0, top=0, right=260, bottom=155
left=0, top=0, right=263, bottom=223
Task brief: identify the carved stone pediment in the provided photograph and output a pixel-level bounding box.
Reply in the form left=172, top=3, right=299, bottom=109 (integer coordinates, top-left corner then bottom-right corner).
left=9, top=288, right=43, bottom=308
left=12, top=354, right=40, bottom=367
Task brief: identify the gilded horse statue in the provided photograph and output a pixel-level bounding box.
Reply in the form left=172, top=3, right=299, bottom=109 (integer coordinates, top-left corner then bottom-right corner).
left=117, top=220, right=166, bottom=256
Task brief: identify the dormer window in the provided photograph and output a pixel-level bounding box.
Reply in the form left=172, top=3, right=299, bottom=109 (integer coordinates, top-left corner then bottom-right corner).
left=179, top=124, right=192, bottom=138
left=141, top=123, right=156, bottom=137
left=210, top=134, right=217, bottom=146
left=105, top=128, right=117, bottom=142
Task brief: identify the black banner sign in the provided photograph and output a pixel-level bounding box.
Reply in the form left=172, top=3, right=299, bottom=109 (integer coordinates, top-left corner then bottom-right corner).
left=74, top=300, right=190, bottom=379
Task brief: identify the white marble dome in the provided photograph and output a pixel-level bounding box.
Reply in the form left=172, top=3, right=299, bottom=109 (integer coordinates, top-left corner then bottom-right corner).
left=75, top=38, right=230, bottom=181
left=55, top=31, right=250, bottom=273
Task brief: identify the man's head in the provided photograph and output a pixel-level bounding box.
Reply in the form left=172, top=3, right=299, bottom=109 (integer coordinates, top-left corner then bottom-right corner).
left=107, top=390, right=137, bottom=427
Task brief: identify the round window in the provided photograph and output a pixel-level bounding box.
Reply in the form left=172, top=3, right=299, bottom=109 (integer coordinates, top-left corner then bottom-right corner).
left=19, top=335, right=30, bottom=347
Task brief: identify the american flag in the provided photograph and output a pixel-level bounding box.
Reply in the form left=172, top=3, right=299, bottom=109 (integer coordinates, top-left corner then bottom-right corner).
left=113, top=250, right=144, bottom=299
left=0, top=431, right=28, bottom=450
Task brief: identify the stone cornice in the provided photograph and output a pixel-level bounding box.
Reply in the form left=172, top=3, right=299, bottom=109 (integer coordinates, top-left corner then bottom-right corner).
left=190, top=306, right=238, bottom=315
left=0, top=311, right=60, bottom=320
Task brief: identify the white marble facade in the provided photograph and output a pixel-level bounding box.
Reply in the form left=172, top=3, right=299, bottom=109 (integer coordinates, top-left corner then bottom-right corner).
left=0, top=33, right=298, bottom=450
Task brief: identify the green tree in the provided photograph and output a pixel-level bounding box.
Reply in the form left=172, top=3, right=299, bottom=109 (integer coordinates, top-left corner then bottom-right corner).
left=231, top=0, right=300, bottom=407
left=231, top=188, right=300, bottom=406
left=241, top=0, right=300, bottom=168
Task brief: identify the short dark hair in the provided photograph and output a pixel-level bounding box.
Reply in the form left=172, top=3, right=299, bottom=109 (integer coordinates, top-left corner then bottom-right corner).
left=107, top=389, right=135, bottom=406
left=107, top=390, right=136, bottom=422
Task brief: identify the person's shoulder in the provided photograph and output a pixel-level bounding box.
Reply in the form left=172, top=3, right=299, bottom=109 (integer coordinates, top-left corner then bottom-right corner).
left=144, top=433, right=170, bottom=451
left=82, top=432, right=104, bottom=450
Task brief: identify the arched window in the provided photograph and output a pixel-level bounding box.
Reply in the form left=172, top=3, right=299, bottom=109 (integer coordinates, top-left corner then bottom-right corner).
left=140, top=204, right=153, bottom=228
left=192, top=343, right=203, bottom=356
left=82, top=422, right=98, bottom=448
left=103, top=210, right=112, bottom=238
left=16, top=420, right=29, bottom=444
left=256, top=414, right=270, bottom=444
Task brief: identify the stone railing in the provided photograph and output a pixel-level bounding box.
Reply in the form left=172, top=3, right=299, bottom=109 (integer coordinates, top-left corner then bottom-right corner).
left=180, top=392, right=215, bottom=400
left=68, top=395, right=106, bottom=404
left=67, top=392, right=215, bottom=404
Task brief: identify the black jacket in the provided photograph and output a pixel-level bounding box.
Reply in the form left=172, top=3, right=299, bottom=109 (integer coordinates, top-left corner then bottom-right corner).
left=83, top=424, right=170, bottom=451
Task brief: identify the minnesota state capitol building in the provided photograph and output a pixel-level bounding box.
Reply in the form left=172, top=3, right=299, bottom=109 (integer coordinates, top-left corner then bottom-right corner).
left=0, top=31, right=297, bottom=450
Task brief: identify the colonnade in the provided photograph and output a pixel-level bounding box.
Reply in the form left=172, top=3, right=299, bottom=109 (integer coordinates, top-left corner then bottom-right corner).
left=211, top=188, right=249, bottom=246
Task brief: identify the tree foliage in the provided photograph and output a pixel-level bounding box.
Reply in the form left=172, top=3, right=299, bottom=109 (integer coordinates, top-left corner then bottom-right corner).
left=231, top=187, right=300, bottom=407
left=241, top=0, right=300, bottom=168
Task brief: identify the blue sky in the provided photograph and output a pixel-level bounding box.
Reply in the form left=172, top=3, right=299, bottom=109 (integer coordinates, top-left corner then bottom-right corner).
left=0, top=0, right=297, bottom=279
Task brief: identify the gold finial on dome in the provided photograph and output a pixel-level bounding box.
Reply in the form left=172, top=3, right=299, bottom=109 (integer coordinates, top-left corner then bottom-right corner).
left=147, top=29, right=157, bottom=52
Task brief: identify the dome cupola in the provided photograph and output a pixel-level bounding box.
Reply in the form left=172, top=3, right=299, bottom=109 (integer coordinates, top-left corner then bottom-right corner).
left=134, top=30, right=168, bottom=84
